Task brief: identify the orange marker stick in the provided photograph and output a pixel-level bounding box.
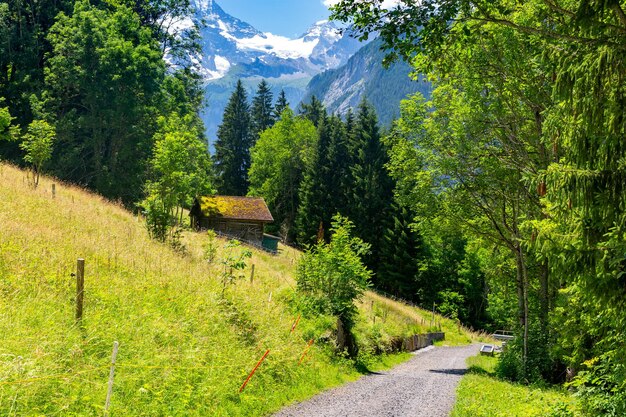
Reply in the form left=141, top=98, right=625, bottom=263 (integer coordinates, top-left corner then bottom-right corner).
left=239, top=349, right=270, bottom=393
left=298, top=339, right=314, bottom=365
left=290, top=315, right=301, bottom=333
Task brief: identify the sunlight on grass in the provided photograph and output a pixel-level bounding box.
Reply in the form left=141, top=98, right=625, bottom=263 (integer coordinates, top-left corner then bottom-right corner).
left=0, top=163, right=478, bottom=415
left=452, top=355, right=580, bottom=417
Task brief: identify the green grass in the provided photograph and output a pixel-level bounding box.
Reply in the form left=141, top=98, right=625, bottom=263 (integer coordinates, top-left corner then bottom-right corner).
left=0, top=163, right=478, bottom=415
left=451, top=355, right=580, bottom=417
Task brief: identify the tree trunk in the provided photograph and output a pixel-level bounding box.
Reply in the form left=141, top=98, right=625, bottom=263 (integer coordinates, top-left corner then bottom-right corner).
left=514, top=244, right=529, bottom=374
left=539, top=261, right=549, bottom=328
left=336, top=316, right=358, bottom=358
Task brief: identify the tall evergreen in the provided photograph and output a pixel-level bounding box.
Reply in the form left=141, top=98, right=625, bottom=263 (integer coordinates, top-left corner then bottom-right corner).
left=346, top=98, right=395, bottom=271
left=378, top=203, right=424, bottom=297
left=250, top=79, right=274, bottom=141
left=273, top=89, right=289, bottom=119
left=296, top=114, right=350, bottom=245
left=214, top=80, right=252, bottom=195
left=298, top=95, right=326, bottom=128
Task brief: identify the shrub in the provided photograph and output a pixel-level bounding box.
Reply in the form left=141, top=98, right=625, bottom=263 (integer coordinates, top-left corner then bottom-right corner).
left=296, top=215, right=372, bottom=356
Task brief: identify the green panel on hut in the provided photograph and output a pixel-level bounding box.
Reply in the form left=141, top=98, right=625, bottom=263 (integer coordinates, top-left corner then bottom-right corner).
left=262, top=234, right=280, bottom=253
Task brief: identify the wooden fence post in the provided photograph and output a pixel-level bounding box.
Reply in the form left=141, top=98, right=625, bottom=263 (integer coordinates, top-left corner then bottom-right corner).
left=431, top=302, right=435, bottom=328
left=104, top=341, right=119, bottom=416
left=51, top=183, right=56, bottom=198
left=75, top=258, right=85, bottom=321
left=250, top=264, right=255, bottom=284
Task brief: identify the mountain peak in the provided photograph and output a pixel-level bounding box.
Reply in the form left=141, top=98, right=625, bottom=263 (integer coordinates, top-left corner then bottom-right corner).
left=194, top=0, right=213, bottom=14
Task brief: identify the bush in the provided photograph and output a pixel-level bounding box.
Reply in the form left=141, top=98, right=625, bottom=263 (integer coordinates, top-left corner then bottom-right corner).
left=495, top=321, right=559, bottom=384
left=296, top=215, right=372, bottom=356
left=571, top=352, right=626, bottom=417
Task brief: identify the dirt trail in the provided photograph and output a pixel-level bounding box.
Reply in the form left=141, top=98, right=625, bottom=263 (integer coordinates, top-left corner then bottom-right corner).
left=273, top=344, right=478, bottom=417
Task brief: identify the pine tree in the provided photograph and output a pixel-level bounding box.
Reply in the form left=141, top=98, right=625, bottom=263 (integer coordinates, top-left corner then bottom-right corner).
left=250, top=79, right=274, bottom=141
left=378, top=203, right=424, bottom=298
left=296, top=114, right=350, bottom=245
left=214, top=80, right=252, bottom=195
left=298, top=95, right=326, bottom=128
left=346, top=98, right=395, bottom=272
left=273, top=89, right=289, bottom=119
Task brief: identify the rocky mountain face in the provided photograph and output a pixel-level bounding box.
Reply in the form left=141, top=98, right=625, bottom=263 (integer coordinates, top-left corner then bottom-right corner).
left=302, top=38, right=432, bottom=127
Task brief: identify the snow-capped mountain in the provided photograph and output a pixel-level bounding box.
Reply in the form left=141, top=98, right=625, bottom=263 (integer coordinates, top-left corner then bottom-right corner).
left=172, top=0, right=364, bottom=142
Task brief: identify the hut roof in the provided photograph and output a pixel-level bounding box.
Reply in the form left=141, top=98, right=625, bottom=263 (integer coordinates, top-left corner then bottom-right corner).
left=196, top=196, right=274, bottom=222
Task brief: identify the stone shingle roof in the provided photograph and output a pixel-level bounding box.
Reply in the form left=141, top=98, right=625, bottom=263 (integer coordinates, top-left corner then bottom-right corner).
left=197, top=196, right=274, bottom=222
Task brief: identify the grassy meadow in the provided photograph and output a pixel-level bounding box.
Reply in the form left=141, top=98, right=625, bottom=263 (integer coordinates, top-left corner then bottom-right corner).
left=451, top=355, right=580, bottom=417
left=0, top=163, right=476, bottom=415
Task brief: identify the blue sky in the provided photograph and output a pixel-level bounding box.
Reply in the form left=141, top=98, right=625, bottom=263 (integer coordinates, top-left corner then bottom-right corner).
left=218, top=1, right=332, bottom=37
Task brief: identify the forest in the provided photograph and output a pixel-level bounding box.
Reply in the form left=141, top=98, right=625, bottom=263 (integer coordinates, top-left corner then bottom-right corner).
left=1, top=0, right=625, bottom=415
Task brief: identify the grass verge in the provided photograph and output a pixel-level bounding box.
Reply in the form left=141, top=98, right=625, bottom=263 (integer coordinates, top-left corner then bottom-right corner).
left=451, top=354, right=580, bottom=417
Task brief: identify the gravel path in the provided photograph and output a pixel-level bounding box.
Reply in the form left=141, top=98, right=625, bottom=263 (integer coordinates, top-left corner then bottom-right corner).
left=273, top=344, right=478, bottom=417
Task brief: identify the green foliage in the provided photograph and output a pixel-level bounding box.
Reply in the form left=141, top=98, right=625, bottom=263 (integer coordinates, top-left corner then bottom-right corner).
left=248, top=107, right=317, bottom=242
left=140, top=192, right=170, bottom=242
left=203, top=230, right=218, bottom=264
left=214, top=79, right=252, bottom=195
left=250, top=79, right=274, bottom=140
left=437, top=290, right=465, bottom=321
left=147, top=112, right=213, bottom=208
left=0, top=101, right=19, bottom=144
left=296, top=113, right=351, bottom=245
left=332, top=1, right=626, bottom=404
left=141, top=112, right=212, bottom=242
left=219, top=240, right=252, bottom=294
left=344, top=98, right=394, bottom=272
left=0, top=0, right=72, bottom=131
left=296, top=215, right=372, bottom=330
left=377, top=203, right=425, bottom=297
left=273, top=89, right=289, bottom=120
left=43, top=0, right=167, bottom=202
left=571, top=353, right=626, bottom=416
left=1, top=0, right=202, bottom=203
left=19, top=119, right=55, bottom=187
left=298, top=95, right=326, bottom=128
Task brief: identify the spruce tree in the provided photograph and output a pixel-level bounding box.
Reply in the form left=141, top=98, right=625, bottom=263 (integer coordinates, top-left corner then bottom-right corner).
left=214, top=79, right=252, bottom=195
left=346, top=98, right=395, bottom=272
left=378, top=203, right=424, bottom=298
left=250, top=79, right=274, bottom=141
left=298, top=95, right=326, bottom=128
left=273, top=89, right=289, bottom=119
left=296, top=114, right=350, bottom=245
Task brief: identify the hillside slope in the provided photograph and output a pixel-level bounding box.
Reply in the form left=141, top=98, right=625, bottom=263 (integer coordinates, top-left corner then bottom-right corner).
left=0, top=164, right=475, bottom=415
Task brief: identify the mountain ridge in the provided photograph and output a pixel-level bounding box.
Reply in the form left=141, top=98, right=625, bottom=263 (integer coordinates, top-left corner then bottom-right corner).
left=302, top=38, right=432, bottom=127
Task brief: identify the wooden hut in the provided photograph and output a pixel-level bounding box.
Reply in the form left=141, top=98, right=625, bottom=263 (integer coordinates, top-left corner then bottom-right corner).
left=189, top=196, right=274, bottom=246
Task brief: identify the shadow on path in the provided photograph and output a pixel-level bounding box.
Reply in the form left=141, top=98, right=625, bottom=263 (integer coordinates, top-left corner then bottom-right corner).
left=428, top=368, right=467, bottom=376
